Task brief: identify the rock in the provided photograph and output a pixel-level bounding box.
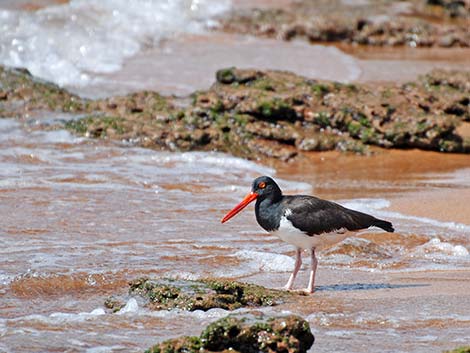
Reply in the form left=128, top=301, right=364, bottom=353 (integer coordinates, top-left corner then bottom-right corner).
left=0, top=66, right=89, bottom=116
left=145, top=311, right=315, bottom=353
left=2, top=64, right=469, bottom=159
left=104, top=296, right=125, bottom=313
left=216, top=67, right=264, bottom=85
left=220, top=0, right=469, bottom=47
left=444, top=347, right=470, bottom=353
left=248, top=139, right=298, bottom=161
left=127, top=278, right=297, bottom=311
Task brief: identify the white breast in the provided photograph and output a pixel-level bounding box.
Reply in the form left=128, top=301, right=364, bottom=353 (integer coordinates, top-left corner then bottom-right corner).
left=271, top=213, right=351, bottom=250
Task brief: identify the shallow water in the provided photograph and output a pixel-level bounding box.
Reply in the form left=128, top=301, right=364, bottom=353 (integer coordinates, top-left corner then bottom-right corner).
left=2, top=0, right=469, bottom=98
left=1, top=115, right=470, bottom=352
left=1, top=1, right=470, bottom=352
left=0, top=0, right=231, bottom=87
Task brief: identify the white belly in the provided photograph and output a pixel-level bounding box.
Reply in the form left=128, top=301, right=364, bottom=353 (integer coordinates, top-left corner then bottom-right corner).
left=271, top=216, right=351, bottom=249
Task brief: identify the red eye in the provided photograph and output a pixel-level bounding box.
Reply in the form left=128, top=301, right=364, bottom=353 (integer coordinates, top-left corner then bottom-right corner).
left=258, top=182, right=266, bottom=189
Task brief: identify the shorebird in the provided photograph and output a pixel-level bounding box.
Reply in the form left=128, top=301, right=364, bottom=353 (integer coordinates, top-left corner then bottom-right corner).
left=221, top=176, right=394, bottom=293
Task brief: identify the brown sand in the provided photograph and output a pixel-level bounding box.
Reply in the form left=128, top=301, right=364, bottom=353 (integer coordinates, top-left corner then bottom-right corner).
left=273, top=149, right=470, bottom=199
left=389, top=188, right=470, bottom=225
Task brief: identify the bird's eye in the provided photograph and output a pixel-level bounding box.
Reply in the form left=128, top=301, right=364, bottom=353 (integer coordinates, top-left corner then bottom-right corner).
left=258, top=182, right=266, bottom=189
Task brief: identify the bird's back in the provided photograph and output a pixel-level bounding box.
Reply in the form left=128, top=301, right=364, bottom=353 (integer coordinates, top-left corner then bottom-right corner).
left=282, top=195, right=394, bottom=235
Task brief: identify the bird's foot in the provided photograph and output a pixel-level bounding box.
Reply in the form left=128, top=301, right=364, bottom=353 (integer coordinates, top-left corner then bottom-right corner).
left=282, top=287, right=314, bottom=295
left=303, top=287, right=315, bottom=294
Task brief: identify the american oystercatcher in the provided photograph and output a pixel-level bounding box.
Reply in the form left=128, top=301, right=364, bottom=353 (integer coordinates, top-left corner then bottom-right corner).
left=221, top=176, right=394, bottom=293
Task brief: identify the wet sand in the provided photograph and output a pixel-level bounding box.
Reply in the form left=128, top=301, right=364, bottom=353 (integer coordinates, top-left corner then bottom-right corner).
left=247, top=267, right=470, bottom=352
left=71, top=34, right=470, bottom=98
left=273, top=149, right=470, bottom=199
left=389, top=188, right=470, bottom=225
left=331, top=44, right=470, bottom=83
left=71, top=33, right=361, bottom=98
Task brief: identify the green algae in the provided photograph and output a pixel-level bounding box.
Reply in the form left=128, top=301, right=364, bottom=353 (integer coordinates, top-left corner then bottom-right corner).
left=445, top=347, right=470, bottom=353
left=146, top=312, right=314, bottom=353
left=128, top=278, right=293, bottom=311
left=0, top=66, right=89, bottom=116
left=256, top=98, right=297, bottom=121
left=2, top=64, right=469, bottom=160
left=64, top=115, right=126, bottom=138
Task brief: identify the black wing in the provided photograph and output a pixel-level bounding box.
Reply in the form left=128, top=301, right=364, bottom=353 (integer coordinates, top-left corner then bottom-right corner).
left=283, top=195, right=394, bottom=235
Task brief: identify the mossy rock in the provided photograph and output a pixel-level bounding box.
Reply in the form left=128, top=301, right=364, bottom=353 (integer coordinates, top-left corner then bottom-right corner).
left=3, top=63, right=469, bottom=160
left=0, top=66, right=89, bottom=114
left=216, top=67, right=263, bottom=85
left=64, top=114, right=127, bottom=138
left=146, top=311, right=314, bottom=353
left=444, top=347, right=470, bottom=353
left=128, top=278, right=297, bottom=311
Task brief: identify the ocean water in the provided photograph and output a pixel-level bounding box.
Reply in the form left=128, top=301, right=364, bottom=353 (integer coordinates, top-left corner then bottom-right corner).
left=0, top=0, right=231, bottom=86
left=1, top=116, right=469, bottom=352
left=0, top=0, right=366, bottom=97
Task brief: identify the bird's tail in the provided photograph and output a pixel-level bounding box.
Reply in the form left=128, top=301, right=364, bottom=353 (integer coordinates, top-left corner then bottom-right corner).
left=373, top=219, right=394, bottom=232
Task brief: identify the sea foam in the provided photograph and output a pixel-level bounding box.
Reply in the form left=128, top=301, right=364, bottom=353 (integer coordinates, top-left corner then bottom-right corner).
left=340, top=198, right=470, bottom=233
left=235, top=250, right=296, bottom=272
left=0, top=0, right=230, bottom=86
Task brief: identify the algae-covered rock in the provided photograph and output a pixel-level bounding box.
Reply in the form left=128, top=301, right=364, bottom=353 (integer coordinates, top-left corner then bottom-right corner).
left=128, top=278, right=296, bottom=311
left=0, top=66, right=89, bottom=117
left=146, top=311, right=315, bottom=353
left=221, top=0, right=469, bottom=47
left=444, top=347, right=470, bottom=353
left=2, top=63, right=469, bottom=160
left=188, top=67, right=469, bottom=155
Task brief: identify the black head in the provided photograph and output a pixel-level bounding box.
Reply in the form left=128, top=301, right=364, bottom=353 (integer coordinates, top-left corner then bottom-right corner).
left=220, top=175, right=283, bottom=223
left=251, top=176, right=282, bottom=201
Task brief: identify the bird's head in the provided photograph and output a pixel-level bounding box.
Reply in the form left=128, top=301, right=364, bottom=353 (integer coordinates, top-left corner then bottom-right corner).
left=221, top=176, right=282, bottom=223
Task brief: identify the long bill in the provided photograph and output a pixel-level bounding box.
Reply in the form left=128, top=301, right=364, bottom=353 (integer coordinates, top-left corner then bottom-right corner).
left=221, top=192, right=258, bottom=223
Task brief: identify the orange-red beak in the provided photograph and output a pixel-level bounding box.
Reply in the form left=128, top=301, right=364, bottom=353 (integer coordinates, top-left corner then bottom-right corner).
left=221, top=192, right=258, bottom=223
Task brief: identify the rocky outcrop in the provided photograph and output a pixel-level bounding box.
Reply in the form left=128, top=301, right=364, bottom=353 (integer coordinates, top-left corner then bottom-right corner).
left=145, top=312, right=314, bottom=353
left=1, top=65, right=469, bottom=160
left=220, top=0, right=470, bottom=47
left=444, top=347, right=470, bottom=353
left=107, top=278, right=298, bottom=312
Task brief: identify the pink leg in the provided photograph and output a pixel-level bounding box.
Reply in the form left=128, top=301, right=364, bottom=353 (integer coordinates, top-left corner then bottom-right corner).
left=284, top=248, right=302, bottom=290
left=306, top=248, right=318, bottom=294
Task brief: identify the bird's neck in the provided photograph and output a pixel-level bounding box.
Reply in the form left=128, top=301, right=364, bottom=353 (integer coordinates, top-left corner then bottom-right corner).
left=255, top=195, right=284, bottom=232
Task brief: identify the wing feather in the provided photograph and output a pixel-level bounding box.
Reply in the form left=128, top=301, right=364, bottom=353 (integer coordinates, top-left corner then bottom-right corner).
left=283, top=195, right=392, bottom=235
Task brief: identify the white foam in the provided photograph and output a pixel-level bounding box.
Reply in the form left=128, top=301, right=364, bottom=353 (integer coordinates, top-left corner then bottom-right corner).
left=49, top=307, right=106, bottom=320
left=31, top=129, right=84, bottom=144
left=235, top=250, right=295, bottom=272
left=0, top=0, right=231, bottom=87
left=0, top=118, right=20, bottom=130
left=167, top=152, right=275, bottom=175
left=412, top=238, right=469, bottom=258
left=15, top=307, right=106, bottom=325
left=116, top=298, right=139, bottom=315
left=85, top=346, right=128, bottom=353
left=0, top=273, right=14, bottom=286
left=0, top=318, right=6, bottom=336
left=340, top=198, right=470, bottom=233
left=339, top=198, right=391, bottom=212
